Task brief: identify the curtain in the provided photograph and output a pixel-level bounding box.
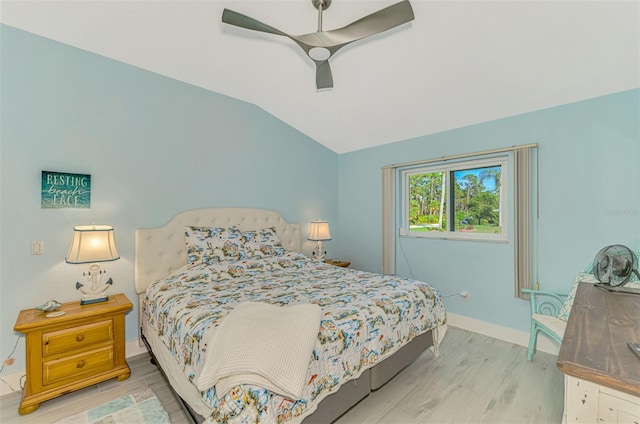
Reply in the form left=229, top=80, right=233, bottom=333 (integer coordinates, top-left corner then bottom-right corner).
left=514, top=146, right=537, bottom=299
left=382, top=167, right=395, bottom=274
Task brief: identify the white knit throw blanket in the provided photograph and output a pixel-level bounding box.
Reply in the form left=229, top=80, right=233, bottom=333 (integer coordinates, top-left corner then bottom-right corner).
left=194, top=301, right=322, bottom=400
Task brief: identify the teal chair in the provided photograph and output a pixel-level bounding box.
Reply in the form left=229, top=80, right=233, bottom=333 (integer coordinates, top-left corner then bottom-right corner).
left=521, top=288, right=569, bottom=361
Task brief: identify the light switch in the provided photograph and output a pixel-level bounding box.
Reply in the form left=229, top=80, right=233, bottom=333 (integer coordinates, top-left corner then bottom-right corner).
left=31, top=241, right=43, bottom=255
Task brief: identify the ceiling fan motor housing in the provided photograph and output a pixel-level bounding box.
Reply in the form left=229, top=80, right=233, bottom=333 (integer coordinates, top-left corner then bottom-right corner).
left=312, top=0, right=332, bottom=11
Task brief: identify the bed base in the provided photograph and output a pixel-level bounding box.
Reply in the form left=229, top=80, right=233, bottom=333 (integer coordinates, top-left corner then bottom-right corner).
left=142, top=327, right=433, bottom=424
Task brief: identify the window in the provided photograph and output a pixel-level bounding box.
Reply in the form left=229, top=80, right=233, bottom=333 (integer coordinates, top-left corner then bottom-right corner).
left=400, top=156, right=508, bottom=242
left=383, top=144, right=536, bottom=294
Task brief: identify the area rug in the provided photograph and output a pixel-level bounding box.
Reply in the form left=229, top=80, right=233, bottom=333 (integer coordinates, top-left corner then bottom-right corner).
left=55, top=387, right=170, bottom=424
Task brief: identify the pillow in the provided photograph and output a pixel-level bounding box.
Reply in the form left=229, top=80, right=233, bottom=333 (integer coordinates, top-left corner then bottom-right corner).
left=556, top=273, right=598, bottom=321
left=185, top=226, right=246, bottom=266
left=242, top=227, right=286, bottom=258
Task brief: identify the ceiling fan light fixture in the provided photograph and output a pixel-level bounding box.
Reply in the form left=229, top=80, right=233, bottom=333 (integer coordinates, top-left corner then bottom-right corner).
left=309, top=47, right=331, bottom=61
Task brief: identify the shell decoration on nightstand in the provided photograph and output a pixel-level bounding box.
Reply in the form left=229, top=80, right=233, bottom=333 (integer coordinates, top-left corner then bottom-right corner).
left=35, top=300, right=61, bottom=312
left=35, top=300, right=66, bottom=316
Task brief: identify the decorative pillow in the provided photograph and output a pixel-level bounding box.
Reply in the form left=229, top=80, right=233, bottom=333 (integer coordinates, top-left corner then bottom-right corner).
left=242, top=227, right=286, bottom=258
left=185, top=226, right=246, bottom=266
left=556, top=272, right=598, bottom=321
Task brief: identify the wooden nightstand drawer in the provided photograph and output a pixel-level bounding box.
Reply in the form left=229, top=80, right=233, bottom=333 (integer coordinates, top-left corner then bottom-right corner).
left=43, top=320, right=113, bottom=356
left=43, top=346, right=114, bottom=386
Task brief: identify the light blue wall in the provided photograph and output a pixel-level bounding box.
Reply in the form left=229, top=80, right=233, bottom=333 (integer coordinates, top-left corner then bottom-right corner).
left=2, top=22, right=638, bottom=376
left=337, top=89, right=639, bottom=332
left=0, top=25, right=338, bottom=372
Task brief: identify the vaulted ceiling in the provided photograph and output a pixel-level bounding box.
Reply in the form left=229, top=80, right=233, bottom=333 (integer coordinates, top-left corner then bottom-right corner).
left=1, top=1, right=638, bottom=153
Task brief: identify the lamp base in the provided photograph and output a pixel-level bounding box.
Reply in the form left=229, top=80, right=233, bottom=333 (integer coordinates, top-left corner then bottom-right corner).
left=80, top=295, right=109, bottom=305
left=76, top=270, right=113, bottom=305
left=312, top=241, right=327, bottom=261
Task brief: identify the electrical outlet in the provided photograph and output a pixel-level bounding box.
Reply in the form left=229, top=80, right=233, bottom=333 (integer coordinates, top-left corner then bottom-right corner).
left=460, top=291, right=469, bottom=300
left=31, top=240, right=43, bottom=255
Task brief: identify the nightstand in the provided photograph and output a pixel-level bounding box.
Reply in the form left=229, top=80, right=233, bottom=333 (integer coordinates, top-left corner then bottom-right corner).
left=13, top=293, right=133, bottom=414
left=325, top=259, right=351, bottom=268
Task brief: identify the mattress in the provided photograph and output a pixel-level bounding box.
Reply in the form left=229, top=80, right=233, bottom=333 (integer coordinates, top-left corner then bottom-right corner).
left=142, top=251, right=446, bottom=424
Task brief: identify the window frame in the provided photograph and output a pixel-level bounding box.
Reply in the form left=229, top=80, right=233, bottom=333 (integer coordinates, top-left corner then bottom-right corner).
left=400, top=156, right=508, bottom=242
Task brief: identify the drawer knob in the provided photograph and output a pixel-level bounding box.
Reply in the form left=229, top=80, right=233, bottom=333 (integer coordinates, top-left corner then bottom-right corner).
left=76, top=335, right=85, bottom=342
left=77, top=360, right=85, bottom=369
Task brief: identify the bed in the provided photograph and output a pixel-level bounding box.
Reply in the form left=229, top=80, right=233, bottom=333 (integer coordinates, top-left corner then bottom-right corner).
left=135, top=208, right=447, bottom=424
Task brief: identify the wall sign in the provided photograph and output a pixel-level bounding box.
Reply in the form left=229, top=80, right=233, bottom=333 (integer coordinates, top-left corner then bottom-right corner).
left=41, top=171, right=91, bottom=209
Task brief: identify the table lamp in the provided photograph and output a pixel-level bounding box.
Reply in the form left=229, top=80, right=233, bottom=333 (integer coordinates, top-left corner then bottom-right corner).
left=308, top=220, right=331, bottom=261
left=66, top=225, right=120, bottom=304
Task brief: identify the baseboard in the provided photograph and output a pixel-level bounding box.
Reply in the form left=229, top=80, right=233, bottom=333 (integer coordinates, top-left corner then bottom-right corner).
left=0, top=340, right=149, bottom=396
left=0, top=372, right=23, bottom=397
left=126, top=338, right=149, bottom=357
left=446, top=312, right=560, bottom=356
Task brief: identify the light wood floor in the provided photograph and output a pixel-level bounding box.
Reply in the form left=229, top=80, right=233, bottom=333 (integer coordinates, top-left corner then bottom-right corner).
left=335, top=327, right=564, bottom=424
left=0, top=327, right=564, bottom=424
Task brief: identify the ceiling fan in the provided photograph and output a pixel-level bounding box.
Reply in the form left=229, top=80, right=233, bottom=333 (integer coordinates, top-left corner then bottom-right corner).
left=221, top=0, right=415, bottom=89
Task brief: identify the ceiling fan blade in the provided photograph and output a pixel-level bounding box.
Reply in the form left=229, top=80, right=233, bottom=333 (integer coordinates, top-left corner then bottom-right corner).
left=315, top=60, right=334, bottom=89
left=222, top=9, right=288, bottom=37
left=223, top=8, right=316, bottom=54
left=316, top=0, right=414, bottom=48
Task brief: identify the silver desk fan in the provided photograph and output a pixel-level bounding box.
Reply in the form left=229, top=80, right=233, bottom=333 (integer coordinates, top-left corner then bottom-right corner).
left=592, top=244, right=640, bottom=294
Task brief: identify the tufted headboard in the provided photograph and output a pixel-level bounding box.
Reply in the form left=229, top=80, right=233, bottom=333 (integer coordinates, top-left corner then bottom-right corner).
left=134, top=208, right=302, bottom=295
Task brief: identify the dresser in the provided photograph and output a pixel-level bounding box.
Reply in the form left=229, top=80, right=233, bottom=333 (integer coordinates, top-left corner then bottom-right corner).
left=13, top=293, right=133, bottom=414
left=557, top=283, right=640, bottom=423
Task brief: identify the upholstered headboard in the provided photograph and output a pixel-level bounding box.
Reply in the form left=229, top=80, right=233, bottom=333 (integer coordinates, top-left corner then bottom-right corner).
left=134, top=208, right=302, bottom=295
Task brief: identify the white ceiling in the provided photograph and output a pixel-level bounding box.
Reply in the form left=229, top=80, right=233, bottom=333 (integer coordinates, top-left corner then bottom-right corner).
left=1, top=0, right=638, bottom=153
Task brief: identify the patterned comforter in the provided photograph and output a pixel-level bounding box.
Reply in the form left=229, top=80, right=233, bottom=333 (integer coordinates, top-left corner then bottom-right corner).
left=143, top=252, right=446, bottom=424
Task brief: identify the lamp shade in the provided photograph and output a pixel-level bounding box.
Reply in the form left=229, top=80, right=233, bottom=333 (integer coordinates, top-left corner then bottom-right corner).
left=308, top=221, right=331, bottom=241
left=66, top=225, right=120, bottom=264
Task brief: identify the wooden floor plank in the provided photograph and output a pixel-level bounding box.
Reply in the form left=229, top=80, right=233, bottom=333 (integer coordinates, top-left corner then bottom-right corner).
left=0, top=327, right=563, bottom=424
